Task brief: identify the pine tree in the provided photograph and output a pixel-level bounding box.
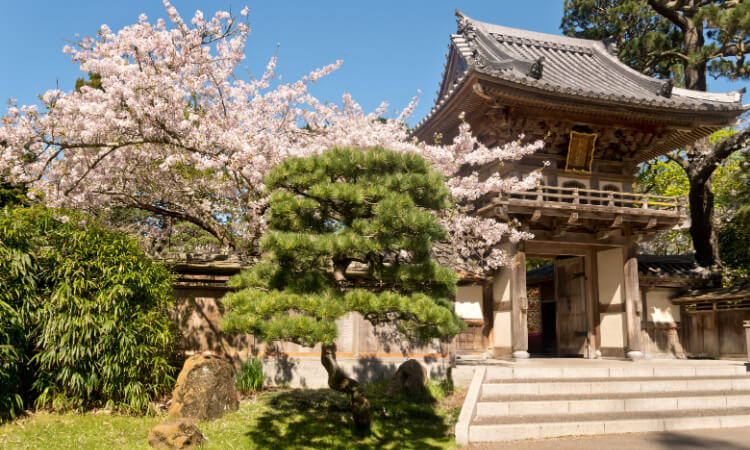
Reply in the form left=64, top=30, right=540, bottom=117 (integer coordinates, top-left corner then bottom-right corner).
left=221, top=146, right=465, bottom=429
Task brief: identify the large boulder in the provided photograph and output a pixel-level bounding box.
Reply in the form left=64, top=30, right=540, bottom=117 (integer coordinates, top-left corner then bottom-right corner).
left=148, top=418, right=205, bottom=449
left=387, top=359, right=428, bottom=396
left=168, top=354, right=239, bottom=420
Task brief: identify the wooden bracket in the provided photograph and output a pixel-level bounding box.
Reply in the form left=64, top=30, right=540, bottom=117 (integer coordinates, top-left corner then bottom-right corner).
left=530, top=209, right=542, bottom=222
left=568, top=212, right=579, bottom=225
left=494, top=206, right=509, bottom=221
left=610, top=215, right=623, bottom=228
left=596, top=230, right=614, bottom=240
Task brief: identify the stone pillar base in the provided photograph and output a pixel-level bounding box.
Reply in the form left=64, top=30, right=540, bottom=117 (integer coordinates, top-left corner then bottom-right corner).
left=627, top=350, right=644, bottom=361
left=512, top=350, right=530, bottom=360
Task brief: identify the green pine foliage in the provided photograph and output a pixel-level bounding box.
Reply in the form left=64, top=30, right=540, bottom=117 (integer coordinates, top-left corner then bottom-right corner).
left=0, top=206, right=177, bottom=419
left=222, top=145, right=464, bottom=351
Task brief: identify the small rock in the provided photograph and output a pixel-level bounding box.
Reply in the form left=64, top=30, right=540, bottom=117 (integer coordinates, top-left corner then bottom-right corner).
left=148, top=418, right=205, bottom=449
left=387, top=359, right=427, bottom=396
left=168, top=354, right=239, bottom=420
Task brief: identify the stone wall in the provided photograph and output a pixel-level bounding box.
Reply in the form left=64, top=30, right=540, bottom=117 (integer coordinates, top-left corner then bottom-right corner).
left=172, top=284, right=454, bottom=388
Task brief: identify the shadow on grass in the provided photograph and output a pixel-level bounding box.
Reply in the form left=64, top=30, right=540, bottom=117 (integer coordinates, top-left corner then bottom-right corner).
left=243, top=381, right=453, bottom=449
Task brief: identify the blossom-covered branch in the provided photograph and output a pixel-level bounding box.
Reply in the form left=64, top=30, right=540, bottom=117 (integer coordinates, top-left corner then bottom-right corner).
left=0, top=1, right=544, bottom=274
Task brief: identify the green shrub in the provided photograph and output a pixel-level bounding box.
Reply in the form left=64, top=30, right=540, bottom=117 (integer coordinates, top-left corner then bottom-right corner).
left=0, top=206, right=178, bottom=418
left=235, top=356, right=265, bottom=394
left=0, top=206, right=47, bottom=420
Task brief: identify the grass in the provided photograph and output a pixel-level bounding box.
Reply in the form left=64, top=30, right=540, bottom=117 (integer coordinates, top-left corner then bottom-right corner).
left=0, top=380, right=463, bottom=449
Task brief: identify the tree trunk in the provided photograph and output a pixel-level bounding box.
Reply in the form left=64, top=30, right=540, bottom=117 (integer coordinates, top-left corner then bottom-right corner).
left=321, top=343, right=371, bottom=430
left=682, top=20, right=707, bottom=91
left=688, top=174, right=722, bottom=269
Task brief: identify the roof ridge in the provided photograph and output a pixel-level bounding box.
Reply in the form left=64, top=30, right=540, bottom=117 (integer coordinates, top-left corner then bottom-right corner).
left=456, top=10, right=598, bottom=51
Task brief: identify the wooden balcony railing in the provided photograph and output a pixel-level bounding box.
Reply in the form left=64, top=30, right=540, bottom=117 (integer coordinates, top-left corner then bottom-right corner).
left=500, top=185, right=685, bottom=213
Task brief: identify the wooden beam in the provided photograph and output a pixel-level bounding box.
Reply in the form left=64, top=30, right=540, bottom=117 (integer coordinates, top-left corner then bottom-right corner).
left=494, top=206, right=509, bottom=221
left=596, top=230, right=614, bottom=240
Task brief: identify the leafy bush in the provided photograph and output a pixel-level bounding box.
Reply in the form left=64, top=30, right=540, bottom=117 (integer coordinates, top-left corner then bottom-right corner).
left=0, top=206, right=47, bottom=420
left=0, top=206, right=178, bottom=418
left=236, top=356, right=265, bottom=394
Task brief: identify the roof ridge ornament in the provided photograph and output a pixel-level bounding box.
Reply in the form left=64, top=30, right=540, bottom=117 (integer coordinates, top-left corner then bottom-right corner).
left=455, top=10, right=471, bottom=35
left=527, top=56, right=544, bottom=80
left=659, top=79, right=674, bottom=98
left=602, top=37, right=618, bottom=56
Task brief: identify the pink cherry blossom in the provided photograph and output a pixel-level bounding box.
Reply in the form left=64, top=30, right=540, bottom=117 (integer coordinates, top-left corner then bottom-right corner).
left=0, top=2, right=543, bottom=274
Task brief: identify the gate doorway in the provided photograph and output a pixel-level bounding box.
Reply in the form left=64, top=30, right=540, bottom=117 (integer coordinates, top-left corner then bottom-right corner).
left=527, top=255, right=592, bottom=358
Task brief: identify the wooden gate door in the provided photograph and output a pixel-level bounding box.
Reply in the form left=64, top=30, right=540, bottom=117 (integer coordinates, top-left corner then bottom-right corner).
left=555, top=257, right=588, bottom=355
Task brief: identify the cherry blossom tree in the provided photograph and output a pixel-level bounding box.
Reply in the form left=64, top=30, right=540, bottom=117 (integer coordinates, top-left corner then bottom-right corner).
left=0, top=1, right=543, bottom=275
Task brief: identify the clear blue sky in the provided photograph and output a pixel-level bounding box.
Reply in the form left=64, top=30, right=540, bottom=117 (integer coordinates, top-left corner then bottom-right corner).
left=1, top=1, right=747, bottom=125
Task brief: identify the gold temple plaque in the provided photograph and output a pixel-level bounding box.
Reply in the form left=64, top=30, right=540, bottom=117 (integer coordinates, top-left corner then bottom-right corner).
left=565, top=131, right=597, bottom=174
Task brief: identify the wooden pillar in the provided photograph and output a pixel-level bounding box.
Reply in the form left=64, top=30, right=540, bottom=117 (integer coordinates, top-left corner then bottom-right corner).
left=585, top=248, right=600, bottom=359
left=481, top=283, right=494, bottom=353
left=511, top=250, right=529, bottom=359
left=623, top=244, right=643, bottom=360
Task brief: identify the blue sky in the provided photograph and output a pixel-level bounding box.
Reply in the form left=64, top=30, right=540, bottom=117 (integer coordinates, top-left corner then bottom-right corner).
left=1, top=1, right=747, bottom=125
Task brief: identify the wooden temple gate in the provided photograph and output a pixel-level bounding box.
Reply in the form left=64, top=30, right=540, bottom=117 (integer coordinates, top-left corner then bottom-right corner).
left=416, top=12, right=746, bottom=359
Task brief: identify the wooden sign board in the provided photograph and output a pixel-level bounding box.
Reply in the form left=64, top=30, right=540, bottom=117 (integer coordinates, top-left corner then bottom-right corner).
left=565, top=131, right=597, bottom=174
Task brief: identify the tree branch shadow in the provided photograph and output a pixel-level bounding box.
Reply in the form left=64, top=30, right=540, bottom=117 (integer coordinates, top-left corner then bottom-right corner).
left=242, top=384, right=452, bottom=449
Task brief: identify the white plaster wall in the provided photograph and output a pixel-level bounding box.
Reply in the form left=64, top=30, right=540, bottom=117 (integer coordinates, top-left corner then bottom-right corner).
left=597, top=248, right=624, bottom=305
left=600, top=313, right=626, bottom=348
left=455, top=284, right=483, bottom=320
left=646, top=288, right=681, bottom=323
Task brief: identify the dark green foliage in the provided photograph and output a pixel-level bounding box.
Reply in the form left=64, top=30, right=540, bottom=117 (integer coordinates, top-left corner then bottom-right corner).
left=719, top=152, right=750, bottom=281
left=0, top=178, right=27, bottom=207
left=561, top=0, right=750, bottom=88
left=561, top=0, right=682, bottom=80
left=720, top=206, right=750, bottom=280
left=222, top=146, right=464, bottom=347
left=235, top=356, right=265, bottom=394
left=0, top=206, right=177, bottom=419
left=74, top=72, right=103, bottom=92
left=0, top=207, right=43, bottom=420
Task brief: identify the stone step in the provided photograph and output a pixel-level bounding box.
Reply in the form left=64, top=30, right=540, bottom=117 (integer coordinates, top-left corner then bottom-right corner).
left=476, top=390, right=750, bottom=417
left=484, top=364, right=748, bottom=381
left=480, top=376, right=750, bottom=397
left=469, top=407, right=750, bottom=443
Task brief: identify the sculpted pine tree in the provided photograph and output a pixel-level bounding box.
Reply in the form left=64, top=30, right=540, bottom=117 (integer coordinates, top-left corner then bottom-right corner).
left=221, top=147, right=464, bottom=429
left=561, top=0, right=750, bottom=269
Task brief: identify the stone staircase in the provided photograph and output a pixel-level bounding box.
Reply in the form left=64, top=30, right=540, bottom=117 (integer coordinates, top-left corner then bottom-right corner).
left=456, top=362, right=750, bottom=444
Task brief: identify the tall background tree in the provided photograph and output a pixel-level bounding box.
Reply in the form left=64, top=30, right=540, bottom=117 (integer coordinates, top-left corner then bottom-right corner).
left=222, top=147, right=464, bottom=429
left=562, top=0, right=750, bottom=269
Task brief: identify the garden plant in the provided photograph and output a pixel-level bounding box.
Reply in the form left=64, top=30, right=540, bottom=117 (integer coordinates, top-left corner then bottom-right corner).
left=222, top=147, right=465, bottom=429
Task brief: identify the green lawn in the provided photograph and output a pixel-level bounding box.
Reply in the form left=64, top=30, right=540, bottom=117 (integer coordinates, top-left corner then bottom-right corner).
left=0, top=382, right=462, bottom=449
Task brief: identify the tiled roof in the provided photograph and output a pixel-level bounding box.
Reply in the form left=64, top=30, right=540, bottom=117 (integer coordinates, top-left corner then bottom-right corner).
left=672, top=283, right=750, bottom=303
left=636, top=254, right=700, bottom=279
left=415, top=11, right=747, bottom=132
left=527, top=254, right=703, bottom=283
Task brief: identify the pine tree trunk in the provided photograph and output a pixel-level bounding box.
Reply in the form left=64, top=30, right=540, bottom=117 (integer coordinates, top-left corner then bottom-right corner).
left=688, top=174, right=722, bottom=269
left=682, top=20, right=707, bottom=91
left=321, top=343, right=372, bottom=430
